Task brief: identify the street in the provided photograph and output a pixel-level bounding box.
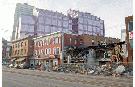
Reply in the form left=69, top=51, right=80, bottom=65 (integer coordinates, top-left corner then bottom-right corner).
left=2, top=66, right=133, bottom=87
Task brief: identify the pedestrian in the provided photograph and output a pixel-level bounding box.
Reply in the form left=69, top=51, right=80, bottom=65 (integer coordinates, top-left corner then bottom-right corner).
left=40, top=63, right=44, bottom=71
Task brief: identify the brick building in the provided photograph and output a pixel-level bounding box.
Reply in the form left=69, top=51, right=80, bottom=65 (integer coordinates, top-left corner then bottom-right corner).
left=11, top=36, right=34, bottom=66
left=31, top=31, right=120, bottom=68
left=31, top=32, right=79, bottom=68
left=125, top=16, right=133, bottom=66
left=79, top=34, right=120, bottom=47
left=2, top=38, right=12, bottom=64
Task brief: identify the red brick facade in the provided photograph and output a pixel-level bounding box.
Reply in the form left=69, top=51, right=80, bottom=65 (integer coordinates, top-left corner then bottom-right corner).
left=32, top=32, right=120, bottom=67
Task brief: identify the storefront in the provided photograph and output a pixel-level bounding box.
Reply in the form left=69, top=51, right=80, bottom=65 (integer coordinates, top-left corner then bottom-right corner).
left=15, top=58, right=26, bottom=64
left=30, top=55, right=60, bottom=69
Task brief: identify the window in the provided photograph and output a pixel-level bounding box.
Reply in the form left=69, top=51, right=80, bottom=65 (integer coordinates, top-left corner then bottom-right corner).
left=25, top=41, right=27, bottom=46
left=12, top=51, right=14, bottom=55
left=36, top=42, right=38, bottom=46
left=53, top=48, right=56, bottom=54
left=44, top=39, right=47, bottom=45
left=40, top=50, right=42, bottom=54
left=35, top=50, right=37, bottom=55
left=18, top=50, right=19, bottom=55
left=42, top=40, right=44, bottom=46
left=41, top=40, right=44, bottom=46
left=34, top=42, right=36, bottom=46
left=21, top=42, right=23, bottom=47
left=129, top=39, right=133, bottom=48
left=128, top=21, right=133, bottom=32
left=49, top=48, right=51, bottom=54
left=48, top=38, right=50, bottom=45
left=75, top=39, right=77, bottom=45
left=56, top=48, right=60, bottom=54
left=52, top=38, right=55, bottom=44
left=16, top=44, right=17, bottom=48
left=24, top=49, right=26, bottom=54
left=44, top=49, right=46, bottom=55
left=54, top=48, right=60, bottom=54
left=40, top=49, right=42, bottom=54
left=46, top=49, right=47, bottom=54
left=41, top=49, right=44, bottom=54
left=21, top=49, right=23, bottom=55
left=50, top=38, right=54, bottom=44
left=55, top=37, right=58, bottom=44
left=18, top=43, right=20, bottom=48
left=38, top=50, right=40, bottom=55
left=58, top=37, right=61, bottom=44
left=37, top=50, right=39, bottom=55
left=15, top=50, right=17, bottom=55
left=46, top=39, right=49, bottom=45
left=47, top=49, right=49, bottom=54
left=38, top=41, right=41, bottom=47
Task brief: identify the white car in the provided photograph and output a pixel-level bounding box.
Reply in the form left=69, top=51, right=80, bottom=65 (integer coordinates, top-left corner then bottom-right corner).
left=9, top=64, right=13, bottom=68
left=19, top=64, right=24, bottom=69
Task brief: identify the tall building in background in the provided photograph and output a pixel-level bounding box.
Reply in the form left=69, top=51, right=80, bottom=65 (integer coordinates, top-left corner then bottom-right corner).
left=33, top=8, right=72, bottom=36
left=12, top=3, right=105, bottom=41
left=12, top=3, right=34, bottom=41
left=67, top=9, right=105, bottom=36
left=12, top=3, right=72, bottom=41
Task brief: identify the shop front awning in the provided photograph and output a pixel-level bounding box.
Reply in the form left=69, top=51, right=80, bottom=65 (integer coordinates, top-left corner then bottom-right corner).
left=15, top=58, right=25, bottom=62
left=98, top=58, right=111, bottom=62
left=11, top=58, right=16, bottom=61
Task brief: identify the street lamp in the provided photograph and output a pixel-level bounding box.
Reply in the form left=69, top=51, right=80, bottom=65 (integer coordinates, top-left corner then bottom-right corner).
left=33, top=7, right=39, bottom=37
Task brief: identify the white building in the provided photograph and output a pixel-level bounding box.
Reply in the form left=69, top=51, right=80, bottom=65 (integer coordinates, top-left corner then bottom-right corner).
left=12, top=3, right=34, bottom=40
left=12, top=3, right=72, bottom=40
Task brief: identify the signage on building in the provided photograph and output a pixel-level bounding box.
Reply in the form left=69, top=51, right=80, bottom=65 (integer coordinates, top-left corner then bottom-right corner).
left=128, top=20, right=133, bottom=48
left=129, top=32, right=133, bottom=39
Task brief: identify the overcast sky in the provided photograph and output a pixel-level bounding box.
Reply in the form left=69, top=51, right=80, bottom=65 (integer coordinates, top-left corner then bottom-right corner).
left=0, top=0, right=133, bottom=41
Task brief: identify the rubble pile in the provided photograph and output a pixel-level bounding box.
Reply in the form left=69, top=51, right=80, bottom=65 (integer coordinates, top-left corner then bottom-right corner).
left=55, top=62, right=132, bottom=77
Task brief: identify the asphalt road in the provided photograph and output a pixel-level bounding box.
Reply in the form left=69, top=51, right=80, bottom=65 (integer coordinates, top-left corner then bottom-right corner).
left=2, top=66, right=133, bottom=87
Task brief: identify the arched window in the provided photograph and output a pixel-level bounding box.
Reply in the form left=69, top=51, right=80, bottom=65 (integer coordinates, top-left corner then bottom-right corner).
left=44, top=39, right=46, bottom=45
left=38, top=41, right=41, bottom=47
left=55, top=37, right=58, bottom=44
left=41, top=40, right=44, bottom=46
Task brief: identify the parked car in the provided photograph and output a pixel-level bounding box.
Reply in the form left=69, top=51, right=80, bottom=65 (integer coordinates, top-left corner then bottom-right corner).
left=19, top=62, right=29, bottom=69
left=9, top=64, right=14, bottom=68
left=19, top=64, right=24, bottom=69
left=14, top=64, right=20, bottom=69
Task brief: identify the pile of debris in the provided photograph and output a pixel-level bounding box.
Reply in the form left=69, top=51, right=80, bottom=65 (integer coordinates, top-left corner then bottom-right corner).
left=55, top=62, right=132, bottom=77
left=87, top=63, right=133, bottom=77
